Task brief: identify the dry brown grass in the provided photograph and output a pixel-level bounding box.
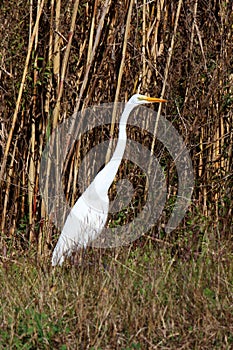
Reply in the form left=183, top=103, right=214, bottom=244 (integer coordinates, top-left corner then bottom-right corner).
left=1, top=233, right=233, bottom=349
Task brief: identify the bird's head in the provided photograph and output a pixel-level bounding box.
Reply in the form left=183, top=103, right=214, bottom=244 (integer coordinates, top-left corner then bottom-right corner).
left=128, top=93, right=167, bottom=105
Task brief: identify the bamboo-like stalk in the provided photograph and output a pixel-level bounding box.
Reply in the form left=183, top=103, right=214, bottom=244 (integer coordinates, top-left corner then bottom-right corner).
left=1, top=108, right=25, bottom=234
left=87, top=0, right=98, bottom=66
left=53, top=0, right=61, bottom=94
left=1, top=0, right=232, bottom=251
left=0, top=0, right=46, bottom=185
left=105, top=0, right=134, bottom=163
left=71, top=145, right=81, bottom=206
left=39, top=0, right=54, bottom=252
left=151, top=0, right=183, bottom=155
left=67, top=154, right=75, bottom=203
left=53, top=0, right=80, bottom=128
left=28, top=0, right=40, bottom=243
left=21, top=168, right=26, bottom=219
left=190, top=0, right=198, bottom=54
left=42, top=0, right=80, bottom=241
left=144, top=0, right=182, bottom=208
left=142, top=0, right=146, bottom=89
left=184, top=0, right=198, bottom=104
left=38, top=125, right=46, bottom=256
left=44, top=0, right=54, bottom=115
left=151, top=0, right=161, bottom=60
left=74, top=0, right=111, bottom=114
left=1, top=140, right=18, bottom=233
left=200, top=125, right=207, bottom=216
left=62, top=0, right=112, bottom=193
left=29, top=0, right=33, bottom=41
left=198, top=104, right=203, bottom=178
left=194, top=19, right=207, bottom=72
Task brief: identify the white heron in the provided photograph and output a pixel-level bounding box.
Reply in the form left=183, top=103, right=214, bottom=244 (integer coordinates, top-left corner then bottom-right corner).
left=52, top=94, right=167, bottom=266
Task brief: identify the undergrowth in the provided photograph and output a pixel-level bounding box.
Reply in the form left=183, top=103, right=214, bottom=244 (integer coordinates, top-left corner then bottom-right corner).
left=1, top=233, right=232, bottom=349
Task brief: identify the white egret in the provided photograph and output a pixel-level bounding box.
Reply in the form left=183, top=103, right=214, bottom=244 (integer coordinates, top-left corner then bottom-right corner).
left=52, top=94, right=166, bottom=266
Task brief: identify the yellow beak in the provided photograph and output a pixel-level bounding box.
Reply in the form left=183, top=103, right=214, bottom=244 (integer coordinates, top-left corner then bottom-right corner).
left=143, top=96, right=167, bottom=103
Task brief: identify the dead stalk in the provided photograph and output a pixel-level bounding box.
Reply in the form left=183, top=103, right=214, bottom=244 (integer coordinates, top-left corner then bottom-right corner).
left=0, top=0, right=46, bottom=184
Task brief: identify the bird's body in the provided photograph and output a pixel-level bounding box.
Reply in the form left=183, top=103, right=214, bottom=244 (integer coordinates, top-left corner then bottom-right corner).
left=52, top=94, right=166, bottom=266
left=51, top=192, right=109, bottom=266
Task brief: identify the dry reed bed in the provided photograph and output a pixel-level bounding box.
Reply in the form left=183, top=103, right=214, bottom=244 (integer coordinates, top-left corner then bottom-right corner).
left=0, top=0, right=232, bottom=243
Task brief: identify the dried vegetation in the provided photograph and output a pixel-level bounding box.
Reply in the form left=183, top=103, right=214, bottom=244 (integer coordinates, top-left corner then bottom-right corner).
left=0, top=0, right=232, bottom=348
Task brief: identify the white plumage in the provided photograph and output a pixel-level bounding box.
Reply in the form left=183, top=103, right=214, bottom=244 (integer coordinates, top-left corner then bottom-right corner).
left=52, top=94, right=166, bottom=266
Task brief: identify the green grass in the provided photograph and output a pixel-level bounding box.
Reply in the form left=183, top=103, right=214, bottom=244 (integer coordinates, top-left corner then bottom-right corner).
left=0, top=235, right=232, bottom=349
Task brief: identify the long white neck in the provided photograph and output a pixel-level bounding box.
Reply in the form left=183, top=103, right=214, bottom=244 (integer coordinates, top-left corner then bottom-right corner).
left=93, top=102, right=136, bottom=193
